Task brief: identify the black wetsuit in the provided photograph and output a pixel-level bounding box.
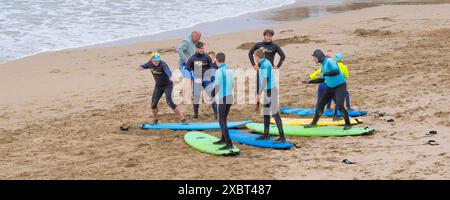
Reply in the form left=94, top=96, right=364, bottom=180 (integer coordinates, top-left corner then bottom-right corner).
left=310, top=80, right=350, bottom=125
left=248, top=41, right=286, bottom=93
left=186, top=52, right=217, bottom=117
left=140, top=60, right=177, bottom=110
left=218, top=95, right=233, bottom=146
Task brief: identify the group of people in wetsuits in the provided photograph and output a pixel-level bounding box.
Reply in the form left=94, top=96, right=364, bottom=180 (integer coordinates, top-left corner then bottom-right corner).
left=137, top=29, right=353, bottom=150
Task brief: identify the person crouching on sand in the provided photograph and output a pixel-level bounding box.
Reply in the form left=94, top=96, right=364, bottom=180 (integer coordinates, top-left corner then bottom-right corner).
left=307, top=53, right=351, bottom=120
left=136, top=52, right=188, bottom=125
left=302, top=49, right=352, bottom=130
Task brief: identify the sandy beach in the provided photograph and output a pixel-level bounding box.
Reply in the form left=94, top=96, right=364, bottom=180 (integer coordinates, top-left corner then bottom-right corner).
left=1, top=3, right=449, bottom=179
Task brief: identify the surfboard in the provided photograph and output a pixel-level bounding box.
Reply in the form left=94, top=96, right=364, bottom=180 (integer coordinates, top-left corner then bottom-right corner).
left=280, top=107, right=305, bottom=114
left=281, top=107, right=368, bottom=117
left=184, top=131, right=240, bottom=156
left=229, top=129, right=293, bottom=149
left=246, top=123, right=374, bottom=137
left=271, top=117, right=362, bottom=126
left=140, top=120, right=251, bottom=130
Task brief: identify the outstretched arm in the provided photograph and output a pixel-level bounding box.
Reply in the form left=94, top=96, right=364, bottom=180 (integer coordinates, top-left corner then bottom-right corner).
left=308, top=78, right=325, bottom=84
left=137, top=61, right=151, bottom=71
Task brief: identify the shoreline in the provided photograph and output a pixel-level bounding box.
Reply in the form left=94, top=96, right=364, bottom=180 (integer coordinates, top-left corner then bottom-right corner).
left=4, top=0, right=450, bottom=65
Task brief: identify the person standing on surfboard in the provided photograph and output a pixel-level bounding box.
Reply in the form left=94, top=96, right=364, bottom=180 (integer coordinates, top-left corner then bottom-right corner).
left=331, top=53, right=351, bottom=111
left=137, top=52, right=188, bottom=125
left=307, top=53, right=351, bottom=120
left=186, top=41, right=217, bottom=119
left=211, top=52, right=235, bottom=150
left=177, top=31, right=202, bottom=104
left=302, top=49, right=352, bottom=130
left=253, top=47, right=286, bottom=143
left=248, top=29, right=286, bottom=111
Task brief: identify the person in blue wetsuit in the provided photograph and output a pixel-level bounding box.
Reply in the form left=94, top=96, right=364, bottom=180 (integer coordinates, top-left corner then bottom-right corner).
left=302, top=49, right=352, bottom=130
left=137, top=52, right=187, bottom=125
left=248, top=29, right=286, bottom=111
left=211, top=52, right=235, bottom=150
left=253, top=47, right=286, bottom=143
left=308, top=53, right=352, bottom=119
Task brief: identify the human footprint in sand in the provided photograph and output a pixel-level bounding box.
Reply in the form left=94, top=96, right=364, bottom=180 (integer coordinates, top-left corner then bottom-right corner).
left=137, top=52, right=188, bottom=125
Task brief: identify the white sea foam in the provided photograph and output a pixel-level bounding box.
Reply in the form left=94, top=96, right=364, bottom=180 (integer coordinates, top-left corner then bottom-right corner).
left=0, top=0, right=352, bottom=64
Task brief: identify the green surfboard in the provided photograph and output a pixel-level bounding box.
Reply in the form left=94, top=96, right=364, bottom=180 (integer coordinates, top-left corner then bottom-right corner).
left=246, top=123, right=374, bottom=137
left=184, top=132, right=240, bottom=156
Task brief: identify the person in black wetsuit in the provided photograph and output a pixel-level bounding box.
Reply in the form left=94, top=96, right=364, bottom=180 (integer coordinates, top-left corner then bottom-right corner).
left=186, top=41, right=217, bottom=119
left=253, top=47, right=286, bottom=144
left=248, top=29, right=286, bottom=110
left=137, top=52, right=187, bottom=125
left=302, top=49, right=352, bottom=130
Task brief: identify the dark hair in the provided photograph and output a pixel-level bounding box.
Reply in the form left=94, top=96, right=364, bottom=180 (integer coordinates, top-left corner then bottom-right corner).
left=195, top=41, right=204, bottom=48
left=216, top=52, right=226, bottom=63
left=263, top=29, right=274, bottom=36
left=253, top=47, right=266, bottom=59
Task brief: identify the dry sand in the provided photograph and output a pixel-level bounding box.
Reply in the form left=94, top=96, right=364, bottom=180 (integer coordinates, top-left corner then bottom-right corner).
left=0, top=4, right=449, bottom=179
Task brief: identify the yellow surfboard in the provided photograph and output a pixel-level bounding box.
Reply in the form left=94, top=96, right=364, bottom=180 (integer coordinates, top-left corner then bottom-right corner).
left=271, top=117, right=363, bottom=126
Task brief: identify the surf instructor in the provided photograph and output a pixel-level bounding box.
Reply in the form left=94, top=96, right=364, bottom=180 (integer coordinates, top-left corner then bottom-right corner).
left=248, top=29, right=286, bottom=110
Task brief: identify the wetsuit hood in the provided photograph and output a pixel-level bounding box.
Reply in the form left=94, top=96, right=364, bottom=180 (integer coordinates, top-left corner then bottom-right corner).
left=334, top=53, right=343, bottom=62
left=313, top=49, right=326, bottom=64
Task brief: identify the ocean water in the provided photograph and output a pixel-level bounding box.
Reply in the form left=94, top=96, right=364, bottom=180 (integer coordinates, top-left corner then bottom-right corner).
left=1, top=0, right=352, bottom=64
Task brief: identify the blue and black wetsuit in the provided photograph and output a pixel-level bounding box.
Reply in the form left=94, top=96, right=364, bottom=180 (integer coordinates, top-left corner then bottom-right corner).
left=140, top=60, right=177, bottom=110
left=308, top=50, right=351, bottom=128
left=248, top=41, right=286, bottom=95
left=212, top=63, right=234, bottom=148
left=257, top=58, right=285, bottom=143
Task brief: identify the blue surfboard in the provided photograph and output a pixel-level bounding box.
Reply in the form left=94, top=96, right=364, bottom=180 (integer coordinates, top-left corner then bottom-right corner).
left=229, top=129, right=293, bottom=149
left=324, top=109, right=368, bottom=117
left=140, top=121, right=252, bottom=131
left=281, top=107, right=367, bottom=117
left=280, top=107, right=305, bottom=115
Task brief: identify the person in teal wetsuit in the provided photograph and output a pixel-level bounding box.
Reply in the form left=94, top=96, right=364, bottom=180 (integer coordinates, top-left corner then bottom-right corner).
left=302, top=49, right=352, bottom=130
left=254, top=47, right=286, bottom=143
left=211, top=52, right=235, bottom=150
